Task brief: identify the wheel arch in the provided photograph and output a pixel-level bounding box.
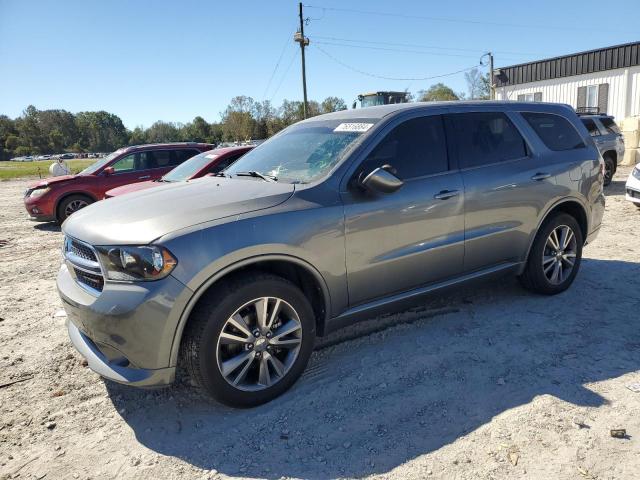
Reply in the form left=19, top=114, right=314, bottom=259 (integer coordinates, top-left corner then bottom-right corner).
left=521, top=198, right=589, bottom=272
left=170, top=254, right=332, bottom=367
left=54, top=191, right=98, bottom=221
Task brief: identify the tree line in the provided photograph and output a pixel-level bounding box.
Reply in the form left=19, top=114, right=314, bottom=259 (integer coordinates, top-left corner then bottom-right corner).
left=0, top=69, right=489, bottom=161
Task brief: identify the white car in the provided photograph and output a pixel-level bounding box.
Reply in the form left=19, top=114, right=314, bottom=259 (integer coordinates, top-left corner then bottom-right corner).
left=626, top=164, right=640, bottom=208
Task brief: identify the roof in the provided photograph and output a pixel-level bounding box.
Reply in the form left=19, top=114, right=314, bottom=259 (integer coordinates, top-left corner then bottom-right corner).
left=209, top=145, right=255, bottom=155
left=302, top=100, right=573, bottom=122
left=124, top=142, right=214, bottom=151
left=495, top=41, right=640, bottom=87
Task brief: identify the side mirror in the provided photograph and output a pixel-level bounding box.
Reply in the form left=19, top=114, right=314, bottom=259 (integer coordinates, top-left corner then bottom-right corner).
left=361, top=167, right=403, bottom=194
left=103, top=166, right=115, bottom=175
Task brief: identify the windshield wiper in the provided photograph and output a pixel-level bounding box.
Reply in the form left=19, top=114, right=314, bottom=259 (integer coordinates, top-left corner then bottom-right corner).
left=234, top=171, right=277, bottom=182
left=213, top=171, right=229, bottom=178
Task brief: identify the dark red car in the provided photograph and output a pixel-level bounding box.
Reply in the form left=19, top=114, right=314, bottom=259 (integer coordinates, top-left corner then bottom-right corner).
left=104, top=145, right=254, bottom=198
left=24, top=143, right=214, bottom=223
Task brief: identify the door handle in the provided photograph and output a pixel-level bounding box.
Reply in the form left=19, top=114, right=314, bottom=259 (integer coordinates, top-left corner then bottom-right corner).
left=531, top=172, right=551, bottom=181
left=433, top=190, right=460, bottom=200
left=138, top=175, right=151, bottom=180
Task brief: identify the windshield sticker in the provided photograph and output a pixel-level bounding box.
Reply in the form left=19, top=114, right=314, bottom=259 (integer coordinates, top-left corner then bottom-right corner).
left=334, top=122, right=374, bottom=133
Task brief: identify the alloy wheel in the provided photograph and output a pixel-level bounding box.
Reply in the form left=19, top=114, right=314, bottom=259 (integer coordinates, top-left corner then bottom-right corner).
left=216, top=297, right=303, bottom=391
left=542, top=225, right=577, bottom=285
left=65, top=199, right=89, bottom=217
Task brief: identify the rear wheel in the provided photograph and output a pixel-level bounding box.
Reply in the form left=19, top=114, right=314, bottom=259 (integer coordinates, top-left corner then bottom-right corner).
left=603, top=155, right=615, bottom=186
left=519, top=213, right=583, bottom=295
left=57, top=194, right=93, bottom=223
left=181, top=273, right=316, bottom=407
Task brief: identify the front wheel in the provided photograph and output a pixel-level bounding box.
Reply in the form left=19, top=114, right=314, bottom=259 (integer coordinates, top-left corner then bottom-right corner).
left=57, top=194, right=93, bottom=223
left=518, top=213, right=583, bottom=295
left=181, top=273, right=316, bottom=407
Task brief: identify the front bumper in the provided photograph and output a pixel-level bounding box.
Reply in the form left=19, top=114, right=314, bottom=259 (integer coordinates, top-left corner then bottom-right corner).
left=57, top=263, right=193, bottom=387
left=625, top=171, right=640, bottom=205
left=24, top=194, right=55, bottom=220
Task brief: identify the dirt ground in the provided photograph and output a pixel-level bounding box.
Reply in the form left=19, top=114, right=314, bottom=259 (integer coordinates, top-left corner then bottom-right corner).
left=1, top=168, right=639, bottom=480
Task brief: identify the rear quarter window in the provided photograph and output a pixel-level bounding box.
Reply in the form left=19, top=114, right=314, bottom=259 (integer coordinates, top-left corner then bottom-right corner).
left=522, top=112, right=585, bottom=151
left=599, top=117, right=620, bottom=135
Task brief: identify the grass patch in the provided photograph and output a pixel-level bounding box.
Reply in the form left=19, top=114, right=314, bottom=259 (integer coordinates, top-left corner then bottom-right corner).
left=0, top=159, right=96, bottom=181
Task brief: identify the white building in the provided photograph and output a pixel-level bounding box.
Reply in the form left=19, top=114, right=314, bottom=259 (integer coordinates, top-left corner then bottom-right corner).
left=494, top=41, right=640, bottom=122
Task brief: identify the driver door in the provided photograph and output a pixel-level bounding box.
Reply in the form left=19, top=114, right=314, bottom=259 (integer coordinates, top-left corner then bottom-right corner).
left=341, top=113, right=465, bottom=306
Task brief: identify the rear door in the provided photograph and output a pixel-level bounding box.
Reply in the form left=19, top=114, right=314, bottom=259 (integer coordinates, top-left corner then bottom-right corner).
left=342, top=112, right=465, bottom=305
left=447, top=110, right=559, bottom=272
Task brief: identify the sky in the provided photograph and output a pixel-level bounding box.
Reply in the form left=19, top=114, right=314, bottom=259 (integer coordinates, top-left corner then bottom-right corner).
left=1, top=0, right=639, bottom=129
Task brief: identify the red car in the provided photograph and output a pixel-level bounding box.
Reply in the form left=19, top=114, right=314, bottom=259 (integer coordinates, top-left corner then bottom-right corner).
left=104, top=145, right=254, bottom=198
left=24, top=143, right=213, bottom=223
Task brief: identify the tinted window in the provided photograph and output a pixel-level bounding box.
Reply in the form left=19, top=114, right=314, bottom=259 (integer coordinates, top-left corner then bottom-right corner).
left=522, top=112, right=585, bottom=151
left=362, top=115, right=448, bottom=179
left=449, top=112, right=527, bottom=168
left=600, top=117, right=620, bottom=135
left=151, top=150, right=172, bottom=168
left=209, top=152, right=244, bottom=173
left=174, top=149, right=199, bottom=165
left=581, top=118, right=600, bottom=136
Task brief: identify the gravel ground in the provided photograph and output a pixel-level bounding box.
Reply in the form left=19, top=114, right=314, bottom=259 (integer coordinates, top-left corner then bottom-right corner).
left=1, top=168, right=639, bottom=480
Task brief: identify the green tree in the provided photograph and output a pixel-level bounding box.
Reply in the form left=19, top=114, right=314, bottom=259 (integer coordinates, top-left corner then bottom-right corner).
left=128, top=126, right=147, bottom=145
left=145, top=121, right=181, bottom=143
left=181, top=116, right=211, bottom=143
left=321, top=96, right=347, bottom=113
left=417, top=83, right=461, bottom=102
left=75, top=111, right=128, bottom=151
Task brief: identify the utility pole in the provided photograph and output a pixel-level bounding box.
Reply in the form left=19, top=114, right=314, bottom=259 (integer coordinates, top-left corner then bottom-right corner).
left=488, top=51, right=495, bottom=100
left=294, top=2, right=309, bottom=118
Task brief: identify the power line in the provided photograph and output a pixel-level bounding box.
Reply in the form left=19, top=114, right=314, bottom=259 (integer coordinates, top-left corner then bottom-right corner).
left=303, top=4, right=613, bottom=32
left=262, top=30, right=296, bottom=100
left=313, top=40, right=481, bottom=59
left=313, top=44, right=480, bottom=82
left=311, top=35, right=548, bottom=57
left=269, top=48, right=299, bottom=103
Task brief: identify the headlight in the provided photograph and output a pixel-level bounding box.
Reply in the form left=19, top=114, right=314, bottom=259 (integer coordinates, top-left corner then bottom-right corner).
left=633, top=166, right=640, bottom=180
left=94, top=245, right=177, bottom=281
left=29, top=187, right=50, bottom=198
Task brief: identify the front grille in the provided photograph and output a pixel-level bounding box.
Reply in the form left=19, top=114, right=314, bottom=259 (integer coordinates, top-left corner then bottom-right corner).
left=70, top=239, right=97, bottom=262
left=63, top=236, right=104, bottom=294
left=74, top=268, right=104, bottom=291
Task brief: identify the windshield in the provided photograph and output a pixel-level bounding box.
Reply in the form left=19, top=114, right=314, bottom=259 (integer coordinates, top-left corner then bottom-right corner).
left=162, top=151, right=219, bottom=182
left=360, top=96, right=384, bottom=108
left=79, top=150, right=121, bottom=175
left=225, top=119, right=376, bottom=183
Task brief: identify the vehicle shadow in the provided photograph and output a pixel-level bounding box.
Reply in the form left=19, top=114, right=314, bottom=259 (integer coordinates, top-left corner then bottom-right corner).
left=106, top=258, right=640, bottom=479
left=33, top=222, right=60, bottom=232
left=604, top=179, right=627, bottom=197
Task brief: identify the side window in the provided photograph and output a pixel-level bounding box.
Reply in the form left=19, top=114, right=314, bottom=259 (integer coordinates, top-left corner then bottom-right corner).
left=173, top=149, right=199, bottom=166
left=111, top=154, right=135, bottom=173
left=449, top=112, right=527, bottom=168
left=151, top=150, right=172, bottom=168
left=599, top=117, right=620, bottom=135
left=522, top=112, right=585, bottom=151
left=209, top=153, right=242, bottom=174
left=582, top=118, right=601, bottom=137
left=361, top=115, right=448, bottom=180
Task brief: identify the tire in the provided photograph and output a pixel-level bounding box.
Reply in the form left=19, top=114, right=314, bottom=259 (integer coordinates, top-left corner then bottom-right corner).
left=518, top=213, right=583, bottom=295
left=57, top=194, right=93, bottom=223
left=603, top=156, right=615, bottom=186
left=181, top=273, right=316, bottom=407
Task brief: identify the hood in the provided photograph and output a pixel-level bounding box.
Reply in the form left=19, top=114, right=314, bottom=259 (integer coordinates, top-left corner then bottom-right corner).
left=63, top=176, right=295, bottom=245
left=105, top=180, right=156, bottom=198
left=28, top=174, right=78, bottom=188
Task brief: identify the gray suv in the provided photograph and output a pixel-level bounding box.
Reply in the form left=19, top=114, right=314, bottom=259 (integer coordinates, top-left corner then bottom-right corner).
left=57, top=102, right=605, bottom=406
left=579, top=113, right=624, bottom=185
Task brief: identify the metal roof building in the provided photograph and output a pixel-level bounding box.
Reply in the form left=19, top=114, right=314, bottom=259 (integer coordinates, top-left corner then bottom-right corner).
left=494, top=41, right=640, bottom=122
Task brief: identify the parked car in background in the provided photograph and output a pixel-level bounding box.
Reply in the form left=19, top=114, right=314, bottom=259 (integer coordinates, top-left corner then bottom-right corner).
left=58, top=153, right=76, bottom=160
left=24, top=142, right=213, bottom=223
left=579, top=113, right=624, bottom=185
left=104, top=145, right=253, bottom=198
left=57, top=102, right=604, bottom=407
left=625, top=164, right=640, bottom=208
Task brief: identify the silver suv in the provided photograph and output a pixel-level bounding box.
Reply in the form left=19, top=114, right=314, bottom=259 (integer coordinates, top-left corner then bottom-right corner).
left=579, top=113, right=625, bottom=185
left=57, top=102, right=605, bottom=406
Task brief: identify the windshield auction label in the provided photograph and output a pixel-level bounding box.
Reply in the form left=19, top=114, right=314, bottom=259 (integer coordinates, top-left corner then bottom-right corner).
left=334, top=122, right=374, bottom=133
